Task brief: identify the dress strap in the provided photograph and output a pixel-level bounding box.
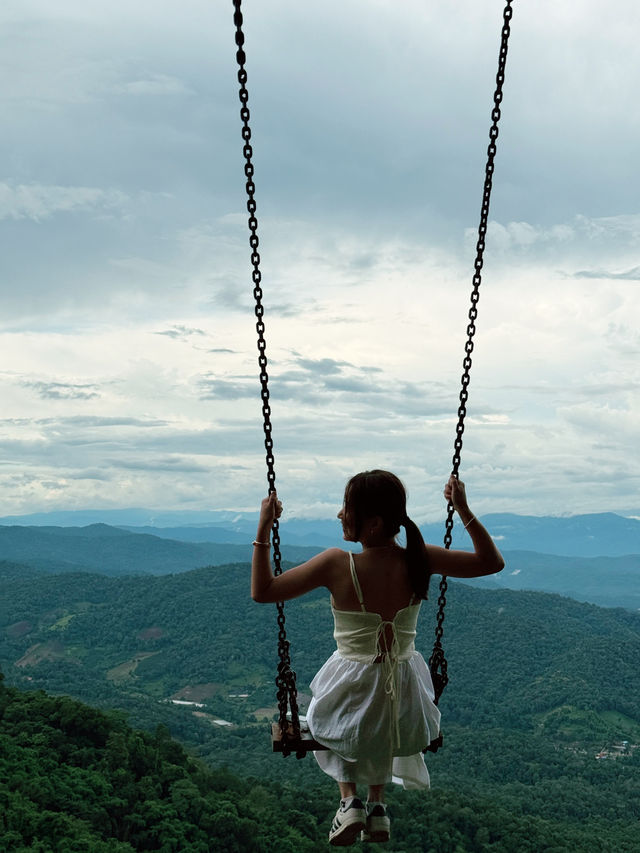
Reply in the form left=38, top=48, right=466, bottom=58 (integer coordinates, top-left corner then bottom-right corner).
left=348, top=553, right=366, bottom=612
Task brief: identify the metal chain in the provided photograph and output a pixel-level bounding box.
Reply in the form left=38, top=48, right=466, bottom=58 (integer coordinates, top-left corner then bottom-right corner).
left=429, top=0, right=514, bottom=705
left=233, top=0, right=513, bottom=735
left=232, top=0, right=302, bottom=757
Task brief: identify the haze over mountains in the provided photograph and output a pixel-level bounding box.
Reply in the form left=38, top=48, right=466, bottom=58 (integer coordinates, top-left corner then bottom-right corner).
left=0, top=510, right=639, bottom=610
left=2, top=508, right=640, bottom=555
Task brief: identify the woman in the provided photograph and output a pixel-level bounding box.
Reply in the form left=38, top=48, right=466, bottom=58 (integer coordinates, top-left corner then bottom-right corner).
left=252, top=470, right=504, bottom=846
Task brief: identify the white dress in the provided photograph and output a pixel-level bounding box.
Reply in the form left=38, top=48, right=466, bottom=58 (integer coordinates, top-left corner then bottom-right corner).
left=306, top=553, right=441, bottom=789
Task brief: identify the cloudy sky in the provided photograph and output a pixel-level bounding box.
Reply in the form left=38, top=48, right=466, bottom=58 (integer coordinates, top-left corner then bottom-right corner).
left=1, top=0, right=638, bottom=521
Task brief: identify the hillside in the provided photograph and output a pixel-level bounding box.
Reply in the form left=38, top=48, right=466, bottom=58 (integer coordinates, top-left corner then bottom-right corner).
left=2, top=564, right=639, bottom=735
left=1, top=520, right=639, bottom=609
left=1, top=569, right=639, bottom=851
left=0, top=674, right=321, bottom=852
left=0, top=524, right=317, bottom=577
left=3, top=678, right=637, bottom=851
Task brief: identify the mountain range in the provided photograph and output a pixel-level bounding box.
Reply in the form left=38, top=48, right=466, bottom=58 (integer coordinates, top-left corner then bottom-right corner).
left=3, top=567, right=639, bottom=852
left=1, top=511, right=639, bottom=850
left=1, top=508, right=640, bottom=554
left=1, top=510, right=638, bottom=610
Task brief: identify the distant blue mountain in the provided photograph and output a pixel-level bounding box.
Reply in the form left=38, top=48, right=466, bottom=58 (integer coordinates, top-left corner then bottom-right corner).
left=1, top=510, right=639, bottom=559
left=475, top=512, right=640, bottom=558
left=463, top=550, right=640, bottom=611
left=121, top=518, right=347, bottom=548
left=0, top=517, right=638, bottom=610
left=0, top=508, right=259, bottom=527
left=121, top=512, right=640, bottom=558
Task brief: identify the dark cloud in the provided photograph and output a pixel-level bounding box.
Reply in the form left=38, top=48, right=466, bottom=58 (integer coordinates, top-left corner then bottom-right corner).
left=196, top=359, right=461, bottom=418
left=67, top=470, right=112, bottom=482
left=296, top=357, right=350, bottom=375
left=37, top=416, right=170, bottom=428
left=207, top=276, right=249, bottom=314
left=155, top=325, right=206, bottom=340
left=270, top=302, right=308, bottom=318
left=349, top=252, right=377, bottom=270
left=208, top=274, right=308, bottom=319
left=323, top=375, right=380, bottom=394
left=571, top=266, right=640, bottom=281
left=197, top=375, right=254, bottom=400
left=111, top=457, right=210, bottom=473
left=24, top=381, right=100, bottom=400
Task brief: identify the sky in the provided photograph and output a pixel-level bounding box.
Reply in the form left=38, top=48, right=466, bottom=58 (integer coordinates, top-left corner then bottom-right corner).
left=0, top=0, right=639, bottom=522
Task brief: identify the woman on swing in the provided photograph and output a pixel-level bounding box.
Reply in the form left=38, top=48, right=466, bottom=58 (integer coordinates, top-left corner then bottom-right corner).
left=252, top=470, right=504, bottom=846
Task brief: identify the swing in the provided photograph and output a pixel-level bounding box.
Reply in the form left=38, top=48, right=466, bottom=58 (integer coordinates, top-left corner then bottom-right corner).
left=232, top=0, right=515, bottom=758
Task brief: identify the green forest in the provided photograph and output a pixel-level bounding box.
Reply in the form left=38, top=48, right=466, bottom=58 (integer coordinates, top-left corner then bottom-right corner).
left=1, top=560, right=640, bottom=850
left=2, top=674, right=639, bottom=852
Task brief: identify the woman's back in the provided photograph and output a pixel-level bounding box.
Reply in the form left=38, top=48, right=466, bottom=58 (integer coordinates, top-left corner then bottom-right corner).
left=330, top=545, right=422, bottom=622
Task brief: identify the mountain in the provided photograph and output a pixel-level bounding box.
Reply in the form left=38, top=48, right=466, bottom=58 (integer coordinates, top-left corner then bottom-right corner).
left=463, top=550, right=640, bottom=611
left=0, top=508, right=260, bottom=527
left=2, top=566, right=639, bottom=851
left=2, top=509, right=639, bottom=557
left=2, top=565, right=639, bottom=734
left=0, top=524, right=319, bottom=577
left=0, top=677, right=325, bottom=852
left=477, top=512, right=640, bottom=557
left=3, top=678, right=637, bottom=852
left=2, top=520, right=639, bottom=610
left=120, top=520, right=342, bottom=546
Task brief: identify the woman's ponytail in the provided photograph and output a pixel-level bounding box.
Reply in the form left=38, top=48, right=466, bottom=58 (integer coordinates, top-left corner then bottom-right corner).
left=343, top=470, right=431, bottom=599
left=404, top=516, right=430, bottom=600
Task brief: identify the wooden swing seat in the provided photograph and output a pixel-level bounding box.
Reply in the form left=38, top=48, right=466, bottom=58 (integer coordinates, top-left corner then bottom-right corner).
left=272, top=721, right=444, bottom=755
left=271, top=721, right=327, bottom=754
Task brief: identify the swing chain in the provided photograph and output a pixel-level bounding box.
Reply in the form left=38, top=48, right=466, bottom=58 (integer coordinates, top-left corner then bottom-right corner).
left=429, top=0, right=513, bottom=706
left=233, top=0, right=302, bottom=756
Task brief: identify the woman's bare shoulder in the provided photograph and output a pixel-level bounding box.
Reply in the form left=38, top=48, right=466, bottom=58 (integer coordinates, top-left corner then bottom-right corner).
left=323, top=547, right=350, bottom=575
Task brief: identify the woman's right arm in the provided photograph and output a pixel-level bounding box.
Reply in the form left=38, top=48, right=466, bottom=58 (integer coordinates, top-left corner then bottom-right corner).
left=251, top=492, right=343, bottom=602
left=425, top=476, right=505, bottom=578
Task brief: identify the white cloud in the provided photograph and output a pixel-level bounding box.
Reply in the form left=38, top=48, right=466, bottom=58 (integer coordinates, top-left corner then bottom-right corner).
left=0, top=0, right=639, bottom=516
left=467, top=214, right=640, bottom=263
left=574, top=213, right=640, bottom=242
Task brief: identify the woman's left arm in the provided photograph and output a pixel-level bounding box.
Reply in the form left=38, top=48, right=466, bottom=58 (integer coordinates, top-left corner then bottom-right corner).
left=426, top=477, right=505, bottom=578
left=251, top=493, right=341, bottom=603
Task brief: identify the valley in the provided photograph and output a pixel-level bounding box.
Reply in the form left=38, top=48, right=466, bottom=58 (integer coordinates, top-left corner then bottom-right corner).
left=1, top=519, right=640, bottom=850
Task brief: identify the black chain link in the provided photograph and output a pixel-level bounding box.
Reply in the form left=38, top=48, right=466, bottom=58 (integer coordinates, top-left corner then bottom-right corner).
left=429, top=0, right=514, bottom=705
left=232, top=0, right=302, bottom=757
left=233, top=0, right=513, bottom=745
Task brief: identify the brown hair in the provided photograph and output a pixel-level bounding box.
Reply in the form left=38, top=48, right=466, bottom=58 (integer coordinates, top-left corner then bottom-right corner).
left=343, top=470, right=431, bottom=600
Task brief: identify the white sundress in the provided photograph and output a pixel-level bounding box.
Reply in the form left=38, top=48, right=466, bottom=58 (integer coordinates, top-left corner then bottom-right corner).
left=306, top=553, right=441, bottom=789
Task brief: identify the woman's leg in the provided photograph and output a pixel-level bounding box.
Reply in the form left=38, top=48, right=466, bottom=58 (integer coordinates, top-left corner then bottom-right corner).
left=338, top=781, right=357, bottom=799
left=329, top=782, right=366, bottom=845
left=363, top=784, right=390, bottom=843
left=367, top=784, right=385, bottom=802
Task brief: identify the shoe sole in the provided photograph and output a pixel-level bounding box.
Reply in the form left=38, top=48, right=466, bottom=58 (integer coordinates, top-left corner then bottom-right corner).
left=361, top=815, right=391, bottom=843
left=329, top=815, right=367, bottom=846
left=361, top=829, right=390, bottom=843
